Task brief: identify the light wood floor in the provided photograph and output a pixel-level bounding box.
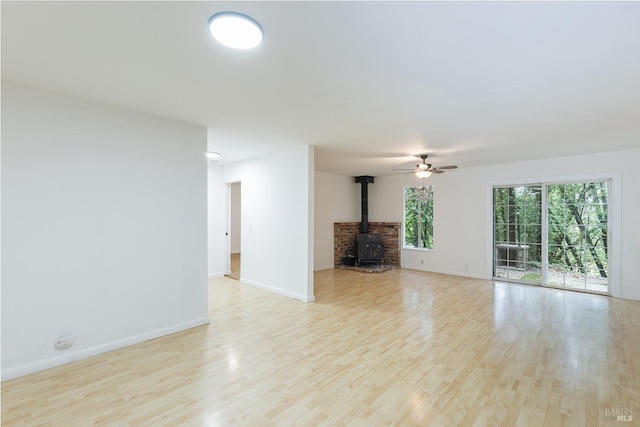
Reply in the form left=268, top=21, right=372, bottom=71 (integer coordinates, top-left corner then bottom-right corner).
left=227, top=253, right=240, bottom=280
left=2, top=269, right=639, bottom=426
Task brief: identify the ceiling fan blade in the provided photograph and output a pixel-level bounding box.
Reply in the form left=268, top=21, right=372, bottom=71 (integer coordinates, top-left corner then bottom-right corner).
left=436, top=165, right=458, bottom=170
left=392, top=168, right=417, bottom=171
left=431, top=169, right=445, bottom=174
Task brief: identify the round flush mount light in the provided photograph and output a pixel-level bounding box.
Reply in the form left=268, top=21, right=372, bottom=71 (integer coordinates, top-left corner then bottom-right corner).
left=206, top=151, right=221, bottom=160
left=208, top=12, right=263, bottom=50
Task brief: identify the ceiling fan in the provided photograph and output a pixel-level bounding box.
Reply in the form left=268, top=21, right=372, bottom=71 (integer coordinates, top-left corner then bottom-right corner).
left=393, top=154, right=458, bottom=178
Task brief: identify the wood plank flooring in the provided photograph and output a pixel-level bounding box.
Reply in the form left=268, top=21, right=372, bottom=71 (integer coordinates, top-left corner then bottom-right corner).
left=2, top=269, right=640, bottom=426
left=227, top=253, right=240, bottom=281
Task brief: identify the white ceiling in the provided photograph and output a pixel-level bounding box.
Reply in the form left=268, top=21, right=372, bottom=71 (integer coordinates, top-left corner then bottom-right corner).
left=3, top=1, right=640, bottom=176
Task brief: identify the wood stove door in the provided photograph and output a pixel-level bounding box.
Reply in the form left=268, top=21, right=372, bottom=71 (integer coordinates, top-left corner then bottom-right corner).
left=370, top=243, right=383, bottom=259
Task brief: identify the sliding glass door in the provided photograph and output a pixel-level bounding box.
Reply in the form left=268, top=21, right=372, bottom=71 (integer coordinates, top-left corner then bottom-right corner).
left=493, top=180, right=610, bottom=294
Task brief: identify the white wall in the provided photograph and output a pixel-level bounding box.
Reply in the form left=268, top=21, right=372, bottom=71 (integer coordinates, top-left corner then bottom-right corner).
left=230, top=183, right=241, bottom=254
left=314, top=171, right=360, bottom=270
left=370, top=149, right=640, bottom=301
left=219, top=145, right=315, bottom=302
left=1, top=82, right=209, bottom=379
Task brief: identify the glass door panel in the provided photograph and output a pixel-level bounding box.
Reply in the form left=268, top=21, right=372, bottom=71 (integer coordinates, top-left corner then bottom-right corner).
left=493, top=185, right=542, bottom=284
left=546, top=182, right=609, bottom=293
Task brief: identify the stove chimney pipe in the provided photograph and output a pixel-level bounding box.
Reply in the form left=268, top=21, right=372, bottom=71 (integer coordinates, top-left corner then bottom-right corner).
left=354, top=176, right=374, bottom=234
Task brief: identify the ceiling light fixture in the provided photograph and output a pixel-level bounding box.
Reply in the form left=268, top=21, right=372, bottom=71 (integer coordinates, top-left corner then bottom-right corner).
left=208, top=12, right=263, bottom=50
left=206, top=151, right=221, bottom=160
left=415, top=170, right=432, bottom=179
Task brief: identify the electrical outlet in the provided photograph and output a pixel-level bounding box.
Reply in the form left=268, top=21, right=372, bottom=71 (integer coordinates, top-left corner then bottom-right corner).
left=465, top=263, right=470, bottom=270
left=55, top=331, right=75, bottom=350
left=421, top=259, right=424, bottom=264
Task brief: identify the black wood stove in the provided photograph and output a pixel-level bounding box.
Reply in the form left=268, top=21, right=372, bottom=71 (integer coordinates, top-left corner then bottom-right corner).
left=354, top=176, right=384, bottom=266
left=355, top=233, right=384, bottom=266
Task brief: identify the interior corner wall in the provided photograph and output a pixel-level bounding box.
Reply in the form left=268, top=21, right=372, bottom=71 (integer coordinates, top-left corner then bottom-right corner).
left=208, top=162, right=226, bottom=277
left=314, top=171, right=360, bottom=271
left=221, top=145, right=315, bottom=302
left=371, top=149, right=640, bottom=301
left=1, top=82, right=209, bottom=380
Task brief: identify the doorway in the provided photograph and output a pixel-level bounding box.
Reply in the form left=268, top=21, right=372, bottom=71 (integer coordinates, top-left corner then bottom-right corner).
left=227, top=182, right=241, bottom=280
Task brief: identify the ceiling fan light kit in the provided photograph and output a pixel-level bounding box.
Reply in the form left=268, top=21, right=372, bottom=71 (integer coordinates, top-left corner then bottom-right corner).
left=392, top=154, right=458, bottom=179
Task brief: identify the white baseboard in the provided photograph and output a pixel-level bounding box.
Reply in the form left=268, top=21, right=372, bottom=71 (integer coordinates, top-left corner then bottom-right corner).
left=621, top=292, right=640, bottom=301
left=208, top=272, right=225, bottom=278
left=1, top=317, right=210, bottom=381
left=240, top=277, right=315, bottom=302
left=314, top=264, right=335, bottom=271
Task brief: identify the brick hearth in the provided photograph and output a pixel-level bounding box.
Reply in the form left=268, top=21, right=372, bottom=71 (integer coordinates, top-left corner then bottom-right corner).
left=334, top=222, right=400, bottom=267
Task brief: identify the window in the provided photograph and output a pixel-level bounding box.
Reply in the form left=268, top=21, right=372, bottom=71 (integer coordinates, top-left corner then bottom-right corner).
left=404, top=185, right=433, bottom=249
